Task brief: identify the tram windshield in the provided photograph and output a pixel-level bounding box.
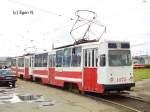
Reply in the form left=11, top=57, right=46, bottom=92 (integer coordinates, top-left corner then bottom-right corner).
left=109, top=50, right=132, bottom=66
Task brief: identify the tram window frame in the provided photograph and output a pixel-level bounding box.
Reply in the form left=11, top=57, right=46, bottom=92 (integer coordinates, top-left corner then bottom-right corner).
left=25, top=58, right=29, bottom=67
left=18, top=58, right=24, bottom=67
left=56, top=50, right=63, bottom=67
left=71, top=47, right=81, bottom=67
left=38, top=54, right=42, bottom=67
left=32, top=56, right=34, bottom=67
left=49, top=55, right=53, bottom=67
left=92, top=49, right=98, bottom=67
left=34, top=53, right=48, bottom=67
left=95, top=49, right=98, bottom=67
left=42, top=53, right=48, bottom=67
left=52, top=54, right=56, bottom=67
left=34, top=55, right=38, bottom=67
left=84, top=50, right=87, bottom=67
left=92, top=49, right=95, bottom=67
left=63, top=48, right=71, bottom=67
left=100, top=54, right=106, bottom=66
left=30, top=57, right=31, bottom=67
left=49, top=54, right=55, bottom=67
left=88, top=51, right=91, bottom=67
left=84, top=48, right=97, bottom=67
left=11, top=59, right=16, bottom=66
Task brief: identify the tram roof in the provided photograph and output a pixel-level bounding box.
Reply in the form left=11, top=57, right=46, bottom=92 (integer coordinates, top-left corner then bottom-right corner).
left=53, top=39, right=130, bottom=50
left=54, top=39, right=98, bottom=49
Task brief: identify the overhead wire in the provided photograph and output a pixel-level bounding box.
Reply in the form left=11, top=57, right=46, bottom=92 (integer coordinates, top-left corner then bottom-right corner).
left=8, top=1, right=106, bottom=52
left=70, top=10, right=106, bottom=42
left=8, top=0, right=75, bottom=34
left=8, top=0, right=76, bottom=52
left=131, top=41, right=150, bottom=47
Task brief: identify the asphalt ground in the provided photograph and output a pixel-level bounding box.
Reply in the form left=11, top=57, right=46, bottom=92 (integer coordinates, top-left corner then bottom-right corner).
left=0, top=79, right=131, bottom=112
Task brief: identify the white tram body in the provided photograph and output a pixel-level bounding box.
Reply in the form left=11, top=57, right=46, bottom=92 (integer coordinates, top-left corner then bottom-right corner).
left=98, top=41, right=134, bottom=91
left=13, top=40, right=135, bottom=94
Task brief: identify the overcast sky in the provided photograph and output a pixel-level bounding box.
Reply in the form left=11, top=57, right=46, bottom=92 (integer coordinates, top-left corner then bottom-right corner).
left=0, top=0, right=150, bottom=57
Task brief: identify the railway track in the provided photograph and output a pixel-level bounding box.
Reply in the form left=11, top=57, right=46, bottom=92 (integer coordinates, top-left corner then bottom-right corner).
left=85, top=93, right=150, bottom=112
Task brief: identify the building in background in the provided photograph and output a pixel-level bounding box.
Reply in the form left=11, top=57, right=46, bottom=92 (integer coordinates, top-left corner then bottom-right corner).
left=132, top=55, right=150, bottom=64
left=0, top=57, right=12, bottom=68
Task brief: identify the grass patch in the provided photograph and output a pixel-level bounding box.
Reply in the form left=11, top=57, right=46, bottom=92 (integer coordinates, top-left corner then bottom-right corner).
left=134, top=68, right=150, bottom=81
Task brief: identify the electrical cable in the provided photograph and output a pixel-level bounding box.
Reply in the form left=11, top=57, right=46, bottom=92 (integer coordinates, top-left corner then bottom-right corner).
left=70, top=10, right=106, bottom=42
left=132, top=41, right=150, bottom=47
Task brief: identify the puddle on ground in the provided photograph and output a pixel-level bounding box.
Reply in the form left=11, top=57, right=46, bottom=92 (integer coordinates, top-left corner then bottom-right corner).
left=0, top=87, right=56, bottom=107
left=18, top=94, right=42, bottom=101
left=0, top=93, right=22, bottom=104
left=39, top=100, right=55, bottom=107
left=0, top=91, right=56, bottom=107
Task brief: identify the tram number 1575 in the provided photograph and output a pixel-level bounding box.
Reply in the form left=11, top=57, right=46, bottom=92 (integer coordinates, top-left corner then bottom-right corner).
left=116, top=77, right=127, bottom=83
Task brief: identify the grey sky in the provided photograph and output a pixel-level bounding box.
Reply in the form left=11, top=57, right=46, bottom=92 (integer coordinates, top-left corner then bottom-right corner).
left=0, top=0, right=150, bottom=56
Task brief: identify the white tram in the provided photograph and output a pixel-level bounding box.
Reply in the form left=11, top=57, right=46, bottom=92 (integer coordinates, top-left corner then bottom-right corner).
left=12, top=40, right=135, bottom=94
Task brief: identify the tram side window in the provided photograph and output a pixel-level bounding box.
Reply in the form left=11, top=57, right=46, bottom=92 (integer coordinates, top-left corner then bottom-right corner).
left=92, top=49, right=98, bottom=67
left=32, top=57, right=34, bottom=67
left=43, top=53, right=48, bottom=67
left=31, top=56, right=35, bottom=67
left=34, top=53, right=48, bottom=67
left=52, top=54, right=56, bottom=67
left=49, top=54, right=55, bottom=67
left=92, top=50, right=94, bottom=67
left=34, top=56, right=37, bottom=67
left=29, top=58, right=31, bottom=67
left=71, top=47, right=81, bottom=67
left=11, top=59, right=16, bottom=66
left=38, top=55, right=42, bottom=67
left=35, top=55, right=41, bottom=67
left=18, top=58, right=24, bottom=67
left=56, top=50, right=63, bottom=67
left=34, top=55, right=38, bottom=67
left=88, top=51, right=91, bottom=67
left=25, top=58, right=29, bottom=67
left=49, top=55, right=52, bottom=67
left=84, top=50, right=87, bottom=67
left=63, top=48, right=71, bottom=67
left=84, top=48, right=97, bottom=67
left=100, top=54, right=106, bottom=66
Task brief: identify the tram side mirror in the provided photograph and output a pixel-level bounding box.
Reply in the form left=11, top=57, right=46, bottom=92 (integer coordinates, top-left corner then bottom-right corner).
left=100, top=54, right=106, bottom=66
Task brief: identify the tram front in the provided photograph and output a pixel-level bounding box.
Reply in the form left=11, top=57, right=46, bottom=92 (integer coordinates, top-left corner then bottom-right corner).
left=98, top=41, right=135, bottom=93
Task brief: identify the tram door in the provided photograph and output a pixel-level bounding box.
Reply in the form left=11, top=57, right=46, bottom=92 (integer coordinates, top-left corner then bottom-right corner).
left=83, top=48, right=98, bottom=91
left=24, top=56, right=30, bottom=79
left=25, top=56, right=33, bottom=79
left=29, top=56, right=33, bottom=76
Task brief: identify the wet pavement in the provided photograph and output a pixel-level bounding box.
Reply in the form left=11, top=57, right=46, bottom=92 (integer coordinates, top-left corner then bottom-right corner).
left=0, top=87, right=56, bottom=107
left=0, top=79, right=130, bottom=112
left=0, top=78, right=150, bottom=112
